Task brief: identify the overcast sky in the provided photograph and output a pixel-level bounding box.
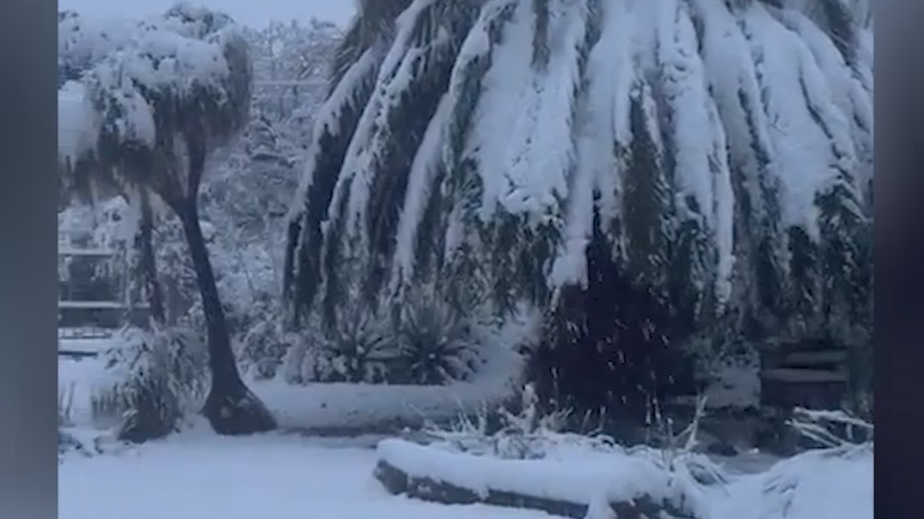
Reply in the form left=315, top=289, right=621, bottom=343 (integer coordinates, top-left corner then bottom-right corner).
left=58, top=0, right=357, bottom=28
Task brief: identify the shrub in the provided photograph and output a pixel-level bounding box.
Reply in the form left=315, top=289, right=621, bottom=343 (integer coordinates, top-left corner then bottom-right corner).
left=90, top=325, right=208, bottom=443
left=320, top=305, right=395, bottom=383
left=280, top=303, right=396, bottom=384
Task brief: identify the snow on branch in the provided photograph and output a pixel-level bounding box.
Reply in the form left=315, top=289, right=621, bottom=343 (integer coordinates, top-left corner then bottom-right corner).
left=787, top=406, right=873, bottom=448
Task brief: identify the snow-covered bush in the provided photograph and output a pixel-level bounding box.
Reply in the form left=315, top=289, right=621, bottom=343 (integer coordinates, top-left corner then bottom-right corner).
left=420, top=384, right=728, bottom=488
left=377, top=384, right=720, bottom=519
left=90, top=325, right=208, bottom=442
left=422, top=383, right=607, bottom=459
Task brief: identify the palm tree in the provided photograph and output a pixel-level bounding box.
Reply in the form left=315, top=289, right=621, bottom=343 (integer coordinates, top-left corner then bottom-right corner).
left=58, top=5, right=276, bottom=435
left=285, top=0, right=873, bottom=420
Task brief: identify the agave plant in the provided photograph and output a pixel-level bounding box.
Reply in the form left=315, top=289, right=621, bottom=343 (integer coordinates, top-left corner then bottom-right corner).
left=394, top=290, right=481, bottom=385
left=319, top=299, right=396, bottom=383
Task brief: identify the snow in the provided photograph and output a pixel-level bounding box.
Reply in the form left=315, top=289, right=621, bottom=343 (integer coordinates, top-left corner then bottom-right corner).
left=713, top=445, right=873, bottom=519
left=57, top=81, right=98, bottom=170
left=59, top=354, right=112, bottom=427
left=390, top=92, right=453, bottom=292
left=252, top=328, right=525, bottom=431
left=583, top=0, right=634, bottom=236
left=59, top=332, right=870, bottom=519
left=58, top=301, right=144, bottom=309
left=650, top=0, right=736, bottom=302
left=332, top=0, right=435, bottom=246
left=286, top=43, right=383, bottom=224
left=58, top=322, right=525, bottom=434
left=333, top=0, right=456, bottom=267
left=735, top=4, right=843, bottom=237
left=58, top=424, right=871, bottom=519
left=58, top=9, right=246, bottom=174
left=375, top=438, right=872, bottom=519
left=470, top=0, right=585, bottom=224
left=377, top=438, right=706, bottom=512
left=59, top=431, right=552, bottom=519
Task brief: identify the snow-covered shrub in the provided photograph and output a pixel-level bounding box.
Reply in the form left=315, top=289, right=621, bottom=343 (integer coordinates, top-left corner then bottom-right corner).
left=90, top=325, right=208, bottom=442
left=311, top=303, right=396, bottom=383
left=422, top=383, right=607, bottom=460
left=421, top=385, right=727, bottom=488
left=391, top=291, right=482, bottom=385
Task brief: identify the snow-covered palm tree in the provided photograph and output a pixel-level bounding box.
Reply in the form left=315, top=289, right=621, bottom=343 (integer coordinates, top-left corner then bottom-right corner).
left=285, top=0, right=873, bottom=419
left=58, top=5, right=276, bottom=435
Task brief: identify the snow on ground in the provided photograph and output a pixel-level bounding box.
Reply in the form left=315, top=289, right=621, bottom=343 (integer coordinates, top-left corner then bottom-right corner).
left=59, top=335, right=871, bottom=519
left=59, top=427, right=551, bottom=519
left=59, top=354, right=111, bottom=428
left=59, top=426, right=872, bottom=519
left=249, top=377, right=515, bottom=433
left=713, top=445, right=873, bottom=519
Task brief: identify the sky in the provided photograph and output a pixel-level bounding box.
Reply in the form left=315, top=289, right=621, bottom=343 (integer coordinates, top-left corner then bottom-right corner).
left=58, top=0, right=357, bottom=28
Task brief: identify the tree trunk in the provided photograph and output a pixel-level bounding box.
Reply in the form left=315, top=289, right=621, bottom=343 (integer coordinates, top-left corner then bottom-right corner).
left=175, top=198, right=276, bottom=435
left=138, top=191, right=165, bottom=324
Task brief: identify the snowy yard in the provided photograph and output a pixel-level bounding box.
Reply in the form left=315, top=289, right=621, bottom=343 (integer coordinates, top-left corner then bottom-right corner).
left=59, top=423, right=872, bottom=519
left=59, top=345, right=872, bottom=519
left=59, top=430, right=551, bottom=519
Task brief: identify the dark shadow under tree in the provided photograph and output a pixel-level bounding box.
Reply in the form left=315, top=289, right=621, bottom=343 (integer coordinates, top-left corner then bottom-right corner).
left=532, top=212, right=691, bottom=438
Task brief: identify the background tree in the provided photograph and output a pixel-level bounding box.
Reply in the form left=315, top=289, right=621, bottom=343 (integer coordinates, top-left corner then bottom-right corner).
left=58, top=5, right=276, bottom=435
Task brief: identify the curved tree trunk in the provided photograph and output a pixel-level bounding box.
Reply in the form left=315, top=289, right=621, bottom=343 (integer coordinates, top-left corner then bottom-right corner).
left=175, top=199, right=276, bottom=435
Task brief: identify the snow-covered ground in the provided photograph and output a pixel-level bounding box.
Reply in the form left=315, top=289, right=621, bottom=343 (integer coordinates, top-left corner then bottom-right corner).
left=59, top=336, right=871, bottom=519
left=59, top=428, right=551, bottom=519
left=59, top=422, right=872, bottom=519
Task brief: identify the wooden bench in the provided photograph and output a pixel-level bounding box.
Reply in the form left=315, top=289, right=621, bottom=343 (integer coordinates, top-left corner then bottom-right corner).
left=759, top=345, right=848, bottom=412
left=756, top=340, right=850, bottom=453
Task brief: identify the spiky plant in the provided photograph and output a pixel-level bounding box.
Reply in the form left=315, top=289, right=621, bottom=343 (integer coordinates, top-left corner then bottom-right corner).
left=58, top=5, right=276, bottom=435
left=319, top=299, right=395, bottom=383
left=394, top=289, right=480, bottom=385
